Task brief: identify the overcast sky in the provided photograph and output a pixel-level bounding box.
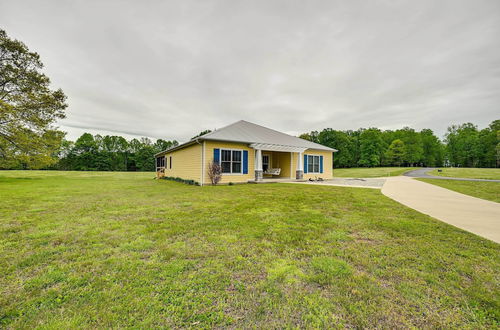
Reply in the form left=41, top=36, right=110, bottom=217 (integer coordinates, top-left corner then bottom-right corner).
left=1, top=0, right=499, bottom=142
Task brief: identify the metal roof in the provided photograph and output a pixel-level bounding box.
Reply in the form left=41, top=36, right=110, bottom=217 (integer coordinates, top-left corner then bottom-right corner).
left=155, top=120, right=337, bottom=156
left=201, top=120, right=336, bottom=150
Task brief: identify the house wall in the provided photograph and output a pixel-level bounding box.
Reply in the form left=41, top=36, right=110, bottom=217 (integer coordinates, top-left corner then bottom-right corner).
left=303, top=150, right=333, bottom=180
left=158, top=141, right=334, bottom=185
left=272, top=151, right=293, bottom=178
left=163, top=143, right=202, bottom=182
left=203, top=140, right=255, bottom=184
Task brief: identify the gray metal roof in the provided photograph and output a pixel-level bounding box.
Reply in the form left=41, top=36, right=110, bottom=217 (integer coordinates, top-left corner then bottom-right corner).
left=201, top=120, right=336, bottom=151
left=156, top=120, right=336, bottom=156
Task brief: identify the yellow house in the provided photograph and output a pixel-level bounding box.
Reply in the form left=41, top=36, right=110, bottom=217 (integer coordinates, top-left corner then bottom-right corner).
left=154, top=120, right=337, bottom=185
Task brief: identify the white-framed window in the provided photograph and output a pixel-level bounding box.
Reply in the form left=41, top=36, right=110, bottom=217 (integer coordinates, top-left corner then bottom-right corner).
left=221, top=149, right=242, bottom=174
left=307, top=155, right=320, bottom=173
left=156, top=156, right=165, bottom=168
left=262, top=154, right=270, bottom=172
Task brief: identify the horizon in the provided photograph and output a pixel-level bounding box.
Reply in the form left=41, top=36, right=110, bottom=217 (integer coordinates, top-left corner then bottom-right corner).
left=1, top=0, right=499, bottom=142
left=62, top=118, right=496, bottom=144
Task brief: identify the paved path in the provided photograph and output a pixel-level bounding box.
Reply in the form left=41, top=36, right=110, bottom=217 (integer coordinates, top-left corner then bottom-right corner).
left=292, top=178, right=386, bottom=189
left=405, top=168, right=500, bottom=182
left=382, top=176, right=500, bottom=243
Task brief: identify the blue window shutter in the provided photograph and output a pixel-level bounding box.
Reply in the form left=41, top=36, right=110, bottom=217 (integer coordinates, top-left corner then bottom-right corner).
left=304, top=154, right=308, bottom=173
left=320, top=155, right=324, bottom=173
left=243, top=150, right=248, bottom=174
left=214, top=148, right=220, bottom=164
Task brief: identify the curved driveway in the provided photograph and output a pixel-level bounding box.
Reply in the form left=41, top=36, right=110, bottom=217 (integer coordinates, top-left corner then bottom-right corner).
left=405, top=168, right=500, bottom=182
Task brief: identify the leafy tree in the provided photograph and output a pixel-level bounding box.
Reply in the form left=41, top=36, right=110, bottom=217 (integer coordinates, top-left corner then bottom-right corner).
left=72, top=133, right=99, bottom=170
left=0, top=29, right=67, bottom=169
left=55, top=133, right=177, bottom=171
left=445, top=123, right=481, bottom=167
left=358, top=128, right=384, bottom=167
left=299, top=131, right=319, bottom=143
left=420, top=129, right=443, bottom=167
left=396, top=127, right=423, bottom=166
left=192, top=130, right=212, bottom=140
left=132, top=138, right=156, bottom=171
left=154, top=139, right=178, bottom=152
left=316, top=129, right=356, bottom=167
left=477, top=120, right=499, bottom=168
left=385, top=139, right=406, bottom=166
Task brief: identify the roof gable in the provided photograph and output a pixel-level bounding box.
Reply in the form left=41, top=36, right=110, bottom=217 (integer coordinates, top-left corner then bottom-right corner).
left=200, top=120, right=336, bottom=151
left=156, top=120, right=336, bottom=156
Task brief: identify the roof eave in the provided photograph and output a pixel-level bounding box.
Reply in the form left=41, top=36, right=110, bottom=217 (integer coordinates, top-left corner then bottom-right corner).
left=154, top=136, right=337, bottom=156
left=154, top=140, right=199, bottom=156
left=203, top=137, right=337, bottom=152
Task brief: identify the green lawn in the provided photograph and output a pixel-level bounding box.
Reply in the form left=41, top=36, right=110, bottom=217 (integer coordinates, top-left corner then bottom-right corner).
left=418, top=179, right=500, bottom=203
left=1, top=171, right=499, bottom=328
left=429, top=168, right=500, bottom=180
left=333, top=167, right=416, bottom=178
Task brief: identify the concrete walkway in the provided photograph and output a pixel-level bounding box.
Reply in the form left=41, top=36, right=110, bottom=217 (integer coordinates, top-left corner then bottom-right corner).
left=292, top=177, right=386, bottom=189
left=382, top=176, right=500, bottom=243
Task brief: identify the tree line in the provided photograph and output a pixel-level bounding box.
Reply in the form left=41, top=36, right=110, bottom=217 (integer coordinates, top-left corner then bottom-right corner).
left=52, top=133, right=177, bottom=171
left=29, top=119, right=500, bottom=171
left=1, top=29, right=498, bottom=171
left=300, top=120, right=499, bottom=168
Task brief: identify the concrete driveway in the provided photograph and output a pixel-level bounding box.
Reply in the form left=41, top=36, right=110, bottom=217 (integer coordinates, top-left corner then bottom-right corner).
left=382, top=176, right=500, bottom=243
left=292, top=177, right=386, bottom=189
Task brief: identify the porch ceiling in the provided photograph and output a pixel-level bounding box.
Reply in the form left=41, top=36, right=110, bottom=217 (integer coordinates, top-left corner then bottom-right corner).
left=250, top=143, right=308, bottom=153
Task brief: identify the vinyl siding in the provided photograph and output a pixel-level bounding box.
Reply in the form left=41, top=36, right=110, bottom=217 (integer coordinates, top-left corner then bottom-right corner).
left=158, top=141, right=333, bottom=184
left=204, top=141, right=254, bottom=184
left=263, top=151, right=293, bottom=178
left=163, top=143, right=202, bottom=183
left=303, top=150, right=333, bottom=180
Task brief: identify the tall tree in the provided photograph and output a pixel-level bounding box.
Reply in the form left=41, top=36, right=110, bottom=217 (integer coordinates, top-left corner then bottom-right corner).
left=477, top=120, right=499, bottom=168
left=358, top=128, right=384, bottom=167
left=154, top=139, right=178, bottom=152
left=299, top=131, right=319, bottom=143
left=420, top=129, right=443, bottom=167
left=317, top=129, right=356, bottom=168
left=385, top=139, right=406, bottom=166
left=0, top=29, right=67, bottom=169
left=130, top=137, right=156, bottom=171
left=72, top=133, right=99, bottom=170
left=395, top=127, right=423, bottom=166
left=445, top=123, right=481, bottom=167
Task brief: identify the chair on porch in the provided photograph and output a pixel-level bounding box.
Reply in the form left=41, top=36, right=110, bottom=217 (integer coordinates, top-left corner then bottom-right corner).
left=264, top=168, right=281, bottom=176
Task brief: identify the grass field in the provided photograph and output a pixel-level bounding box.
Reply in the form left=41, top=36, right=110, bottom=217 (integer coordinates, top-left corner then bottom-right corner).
left=1, top=171, right=499, bottom=328
left=333, top=167, right=416, bottom=178
left=419, top=179, right=500, bottom=203
left=429, top=168, right=500, bottom=180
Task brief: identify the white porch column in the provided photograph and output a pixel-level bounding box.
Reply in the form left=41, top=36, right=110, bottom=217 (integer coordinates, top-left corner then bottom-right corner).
left=254, top=149, right=263, bottom=181
left=296, top=152, right=304, bottom=179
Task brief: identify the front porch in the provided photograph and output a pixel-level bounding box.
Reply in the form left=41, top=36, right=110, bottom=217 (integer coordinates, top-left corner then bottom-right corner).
left=248, top=177, right=308, bottom=184
left=251, top=143, right=306, bottom=182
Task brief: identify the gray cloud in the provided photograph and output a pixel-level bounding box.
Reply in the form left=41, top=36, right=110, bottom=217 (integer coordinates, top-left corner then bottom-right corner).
left=1, top=0, right=499, bottom=142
